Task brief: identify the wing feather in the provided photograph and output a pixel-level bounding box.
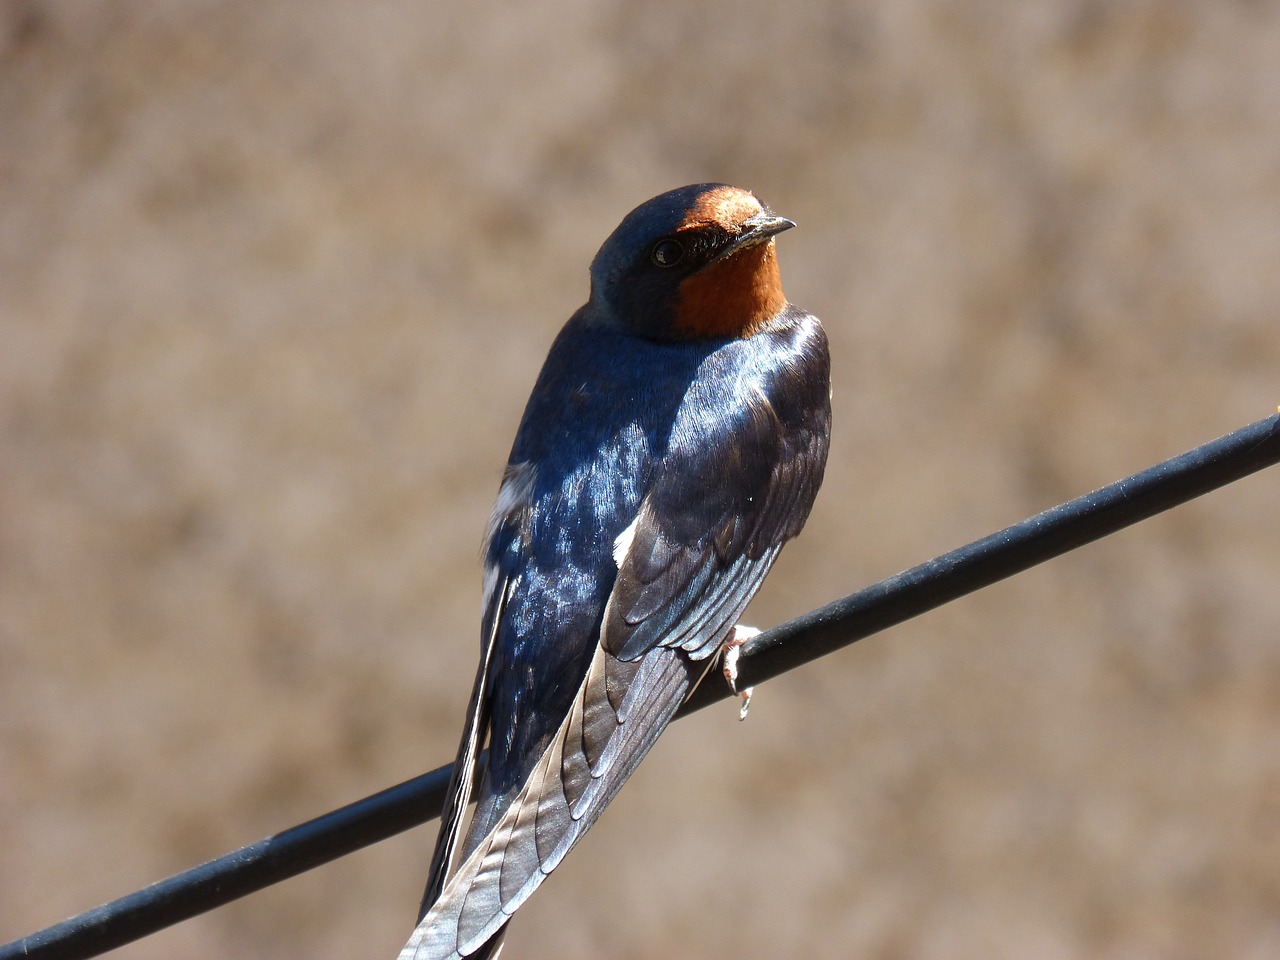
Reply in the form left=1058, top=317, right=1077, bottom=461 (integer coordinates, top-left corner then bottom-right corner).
left=415, top=579, right=505, bottom=921
left=606, top=392, right=827, bottom=664
left=402, top=645, right=699, bottom=960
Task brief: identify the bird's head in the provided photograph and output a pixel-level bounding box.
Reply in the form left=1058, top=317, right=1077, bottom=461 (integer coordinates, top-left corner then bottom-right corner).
left=588, top=183, right=795, bottom=341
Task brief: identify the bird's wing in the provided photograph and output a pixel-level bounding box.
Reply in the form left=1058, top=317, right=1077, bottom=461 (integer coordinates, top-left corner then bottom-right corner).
left=402, top=356, right=829, bottom=960
left=604, top=381, right=826, bottom=662
left=415, top=459, right=537, bottom=926
left=415, top=580, right=505, bottom=921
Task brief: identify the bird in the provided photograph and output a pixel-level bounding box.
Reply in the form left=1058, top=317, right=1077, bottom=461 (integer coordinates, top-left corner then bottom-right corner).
left=400, top=183, right=831, bottom=960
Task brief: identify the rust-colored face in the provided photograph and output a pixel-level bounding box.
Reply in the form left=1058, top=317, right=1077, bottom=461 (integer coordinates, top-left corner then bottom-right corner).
left=588, top=183, right=794, bottom=342
left=670, top=187, right=788, bottom=339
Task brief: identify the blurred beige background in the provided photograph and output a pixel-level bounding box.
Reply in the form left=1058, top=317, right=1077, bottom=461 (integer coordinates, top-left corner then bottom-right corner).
left=3, top=3, right=1279, bottom=958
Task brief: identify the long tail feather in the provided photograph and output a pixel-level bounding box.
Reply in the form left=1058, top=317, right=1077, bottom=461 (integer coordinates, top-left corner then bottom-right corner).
left=400, top=645, right=702, bottom=960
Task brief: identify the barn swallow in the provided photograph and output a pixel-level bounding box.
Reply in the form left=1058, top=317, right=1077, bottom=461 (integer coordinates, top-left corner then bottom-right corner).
left=400, top=183, right=831, bottom=960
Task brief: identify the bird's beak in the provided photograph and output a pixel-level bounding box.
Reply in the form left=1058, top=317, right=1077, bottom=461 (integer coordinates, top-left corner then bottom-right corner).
left=711, top=211, right=796, bottom=264
left=741, top=211, right=797, bottom=241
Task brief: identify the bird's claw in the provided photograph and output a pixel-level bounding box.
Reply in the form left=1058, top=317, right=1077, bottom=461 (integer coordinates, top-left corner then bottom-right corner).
left=722, top=625, right=760, bottom=721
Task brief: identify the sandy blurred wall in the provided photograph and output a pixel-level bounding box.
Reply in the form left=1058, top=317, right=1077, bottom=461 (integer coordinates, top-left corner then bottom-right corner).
left=2, top=3, right=1278, bottom=958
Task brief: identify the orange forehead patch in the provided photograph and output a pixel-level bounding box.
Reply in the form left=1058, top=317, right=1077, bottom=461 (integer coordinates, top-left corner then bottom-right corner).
left=681, top=186, right=764, bottom=231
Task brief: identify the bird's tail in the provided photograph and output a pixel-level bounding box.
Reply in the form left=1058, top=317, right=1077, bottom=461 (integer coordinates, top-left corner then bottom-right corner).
left=398, top=644, right=703, bottom=960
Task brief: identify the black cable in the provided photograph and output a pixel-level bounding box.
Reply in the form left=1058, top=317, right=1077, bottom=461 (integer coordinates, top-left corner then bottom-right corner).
left=4, top=412, right=1278, bottom=960
left=0, top=769, right=452, bottom=960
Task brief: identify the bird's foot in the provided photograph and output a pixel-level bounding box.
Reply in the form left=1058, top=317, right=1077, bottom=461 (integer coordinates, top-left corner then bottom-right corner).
left=722, top=625, right=759, bottom=721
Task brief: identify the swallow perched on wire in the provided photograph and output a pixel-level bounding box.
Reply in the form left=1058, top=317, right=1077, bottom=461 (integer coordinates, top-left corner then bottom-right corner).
left=400, top=183, right=831, bottom=960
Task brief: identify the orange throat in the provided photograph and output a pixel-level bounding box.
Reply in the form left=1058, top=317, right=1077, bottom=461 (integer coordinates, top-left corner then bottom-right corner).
left=672, top=241, right=787, bottom=339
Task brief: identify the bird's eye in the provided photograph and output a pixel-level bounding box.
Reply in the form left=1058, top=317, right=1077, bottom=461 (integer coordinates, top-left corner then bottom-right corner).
left=650, top=238, right=685, bottom=268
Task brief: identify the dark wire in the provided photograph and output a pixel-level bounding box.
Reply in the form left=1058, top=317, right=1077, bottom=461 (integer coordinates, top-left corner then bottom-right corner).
left=4, top=413, right=1278, bottom=960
